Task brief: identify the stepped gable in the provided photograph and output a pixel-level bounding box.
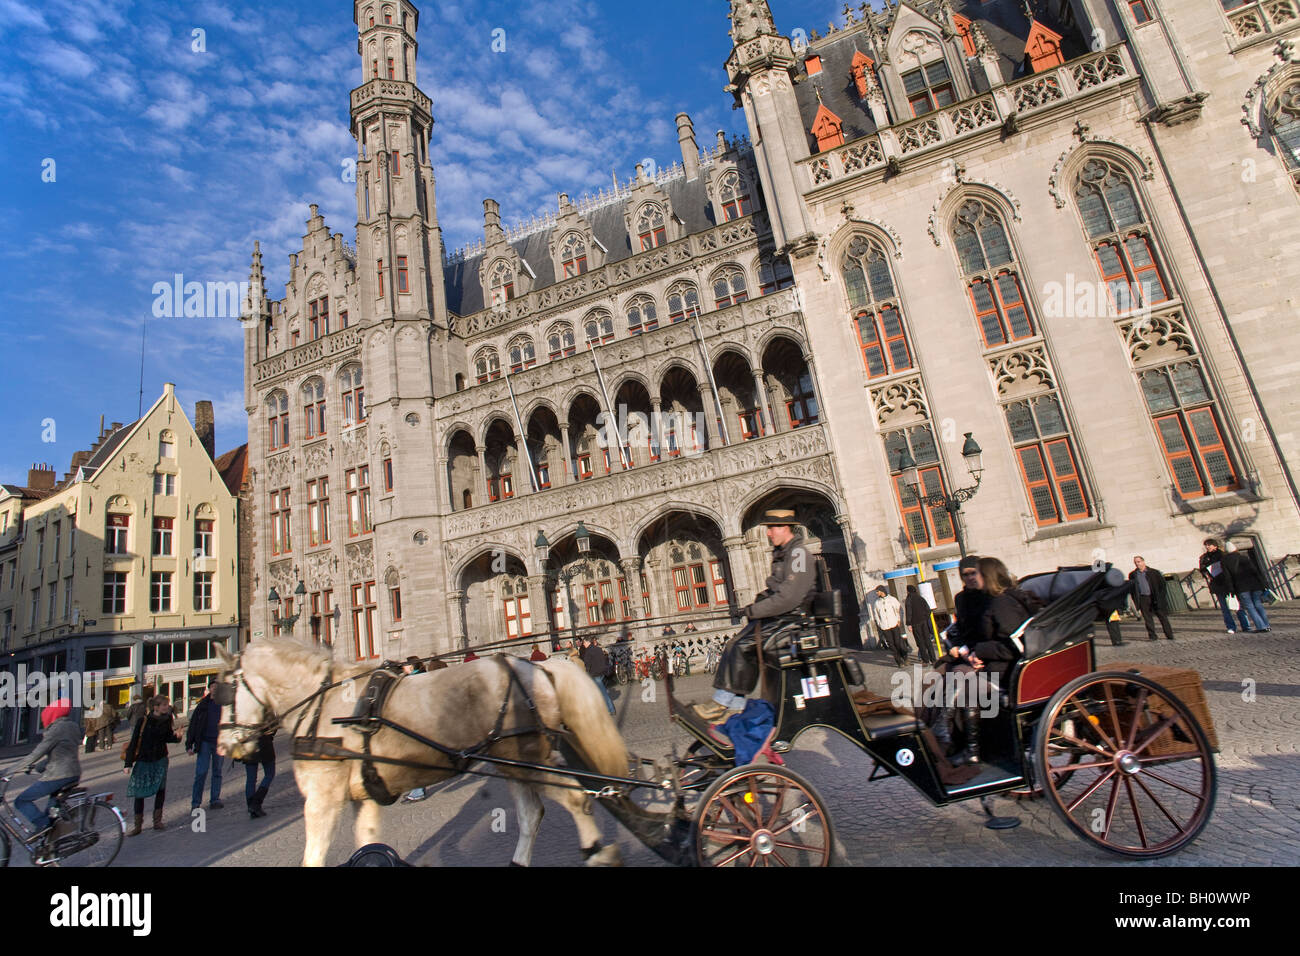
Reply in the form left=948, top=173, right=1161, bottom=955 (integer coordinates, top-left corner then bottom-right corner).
left=442, top=166, right=730, bottom=319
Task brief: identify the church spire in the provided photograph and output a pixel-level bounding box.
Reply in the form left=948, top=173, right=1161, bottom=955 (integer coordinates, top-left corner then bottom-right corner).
left=729, top=0, right=777, bottom=44
left=243, top=240, right=267, bottom=321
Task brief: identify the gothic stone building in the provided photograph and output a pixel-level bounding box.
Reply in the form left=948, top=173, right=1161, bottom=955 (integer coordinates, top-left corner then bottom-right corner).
left=240, top=0, right=1300, bottom=661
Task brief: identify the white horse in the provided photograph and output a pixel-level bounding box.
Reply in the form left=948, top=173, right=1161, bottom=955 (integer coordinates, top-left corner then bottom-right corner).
left=214, top=640, right=628, bottom=867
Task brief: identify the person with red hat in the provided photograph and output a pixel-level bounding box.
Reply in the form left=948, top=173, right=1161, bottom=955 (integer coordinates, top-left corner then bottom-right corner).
left=15, top=700, right=81, bottom=836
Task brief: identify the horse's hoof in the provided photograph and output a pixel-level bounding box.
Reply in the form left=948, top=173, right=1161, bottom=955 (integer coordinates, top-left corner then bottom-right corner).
left=585, top=844, right=623, bottom=867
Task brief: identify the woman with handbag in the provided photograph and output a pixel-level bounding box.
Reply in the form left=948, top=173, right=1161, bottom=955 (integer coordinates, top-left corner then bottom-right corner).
left=122, top=695, right=181, bottom=835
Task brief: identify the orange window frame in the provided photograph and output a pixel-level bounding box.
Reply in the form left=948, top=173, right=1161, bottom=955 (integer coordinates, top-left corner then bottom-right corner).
left=1185, top=408, right=1239, bottom=494
left=1122, top=235, right=1168, bottom=305
left=1043, top=438, right=1090, bottom=521
left=968, top=278, right=1005, bottom=347
left=854, top=311, right=889, bottom=378
left=879, top=305, right=911, bottom=373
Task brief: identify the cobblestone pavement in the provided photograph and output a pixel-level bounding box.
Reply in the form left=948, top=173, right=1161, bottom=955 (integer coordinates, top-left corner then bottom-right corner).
left=6, top=605, right=1295, bottom=867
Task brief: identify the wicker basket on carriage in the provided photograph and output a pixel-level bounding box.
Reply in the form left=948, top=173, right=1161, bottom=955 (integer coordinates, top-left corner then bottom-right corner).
left=1088, top=663, right=1219, bottom=755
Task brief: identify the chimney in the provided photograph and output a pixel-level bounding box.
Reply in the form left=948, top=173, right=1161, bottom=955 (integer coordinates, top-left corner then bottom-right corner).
left=676, top=113, right=701, bottom=181
left=27, top=463, right=55, bottom=491
left=483, top=199, right=504, bottom=245
left=195, top=401, right=215, bottom=461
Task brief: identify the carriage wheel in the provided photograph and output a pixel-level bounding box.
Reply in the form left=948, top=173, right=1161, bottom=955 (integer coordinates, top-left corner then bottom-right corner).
left=1034, top=672, right=1216, bottom=859
left=694, top=765, right=833, bottom=867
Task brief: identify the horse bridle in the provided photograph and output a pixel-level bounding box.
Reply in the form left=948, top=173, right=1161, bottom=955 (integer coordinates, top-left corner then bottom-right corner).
left=215, top=654, right=342, bottom=743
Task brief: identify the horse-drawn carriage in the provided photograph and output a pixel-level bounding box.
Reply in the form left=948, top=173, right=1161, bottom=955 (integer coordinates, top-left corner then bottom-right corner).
left=214, top=565, right=1216, bottom=866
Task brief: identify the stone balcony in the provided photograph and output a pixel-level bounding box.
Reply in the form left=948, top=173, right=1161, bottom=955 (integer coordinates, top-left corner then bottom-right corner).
left=440, top=421, right=835, bottom=563
left=1225, top=0, right=1300, bottom=49
left=797, top=47, right=1139, bottom=194
left=350, top=78, right=432, bottom=117
left=254, top=326, right=365, bottom=387
left=436, top=287, right=806, bottom=424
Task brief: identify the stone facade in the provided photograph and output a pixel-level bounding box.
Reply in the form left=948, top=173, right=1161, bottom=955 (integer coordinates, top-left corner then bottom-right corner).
left=239, top=0, right=1300, bottom=661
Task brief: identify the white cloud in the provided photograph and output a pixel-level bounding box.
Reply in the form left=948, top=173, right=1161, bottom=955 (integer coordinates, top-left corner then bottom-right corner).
left=27, top=41, right=98, bottom=79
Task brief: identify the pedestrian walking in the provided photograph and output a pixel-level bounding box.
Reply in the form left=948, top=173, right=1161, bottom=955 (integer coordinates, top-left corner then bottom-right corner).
left=123, top=695, right=180, bottom=835
left=1129, top=556, right=1175, bottom=641
left=580, top=637, right=616, bottom=716
left=904, top=584, right=937, bottom=665
left=1199, top=538, right=1252, bottom=633
left=240, top=732, right=277, bottom=819
left=1223, top=546, right=1272, bottom=633
left=185, top=681, right=225, bottom=810
left=871, top=585, right=908, bottom=666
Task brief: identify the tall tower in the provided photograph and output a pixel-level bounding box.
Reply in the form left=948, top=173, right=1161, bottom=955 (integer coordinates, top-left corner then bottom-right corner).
left=351, top=0, right=454, bottom=397
left=725, top=0, right=816, bottom=254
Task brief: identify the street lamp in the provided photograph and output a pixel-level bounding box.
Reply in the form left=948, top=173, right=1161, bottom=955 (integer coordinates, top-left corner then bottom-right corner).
left=537, top=524, right=599, bottom=651
left=575, top=520, right=591, bottom=555
left=895, top=432, right=984, bottom=558
left=268, top=582, right=306, bottom=632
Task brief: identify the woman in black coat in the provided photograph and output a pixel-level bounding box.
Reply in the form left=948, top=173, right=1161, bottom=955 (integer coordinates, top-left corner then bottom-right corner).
left=971, top=557, right=1044, bottom=676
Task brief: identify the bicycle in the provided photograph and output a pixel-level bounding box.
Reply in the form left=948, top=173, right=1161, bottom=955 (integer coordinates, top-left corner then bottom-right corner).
left=0, top=771, right=125, bottom=867
left=704, top=638, right=723, bottom=674
left=672, top=643, right=690, bottom=677
left=610, top=645, right=634, bottom=685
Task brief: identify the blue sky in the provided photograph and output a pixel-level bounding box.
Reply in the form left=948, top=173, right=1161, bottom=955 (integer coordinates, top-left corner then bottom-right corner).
left=0, top=0, right=853, bottom=483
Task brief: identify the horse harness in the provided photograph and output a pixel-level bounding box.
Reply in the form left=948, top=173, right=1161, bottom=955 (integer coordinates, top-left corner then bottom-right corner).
left=219, top=655, right=569, bottom=805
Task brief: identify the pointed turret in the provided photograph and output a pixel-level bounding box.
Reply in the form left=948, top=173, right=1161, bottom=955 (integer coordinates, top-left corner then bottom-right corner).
left=729, top=0, right=777, bottom=44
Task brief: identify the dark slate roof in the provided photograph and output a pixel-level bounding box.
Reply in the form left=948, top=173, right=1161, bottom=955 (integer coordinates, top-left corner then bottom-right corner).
left=215, top=444, right=248, bottom=497
left=443, top=164, right=733, bottom=318
left=0, top=484, right=53, bottom=501
left=791, top=0, right=1089, bottom=146
left=81, top=421, right=137, bottom=475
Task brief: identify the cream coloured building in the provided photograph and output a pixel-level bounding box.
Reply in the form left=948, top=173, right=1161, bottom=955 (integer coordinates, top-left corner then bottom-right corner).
left=0, top=385, right=239, bottom=744
left=239, top=0, right=1299, bottom=664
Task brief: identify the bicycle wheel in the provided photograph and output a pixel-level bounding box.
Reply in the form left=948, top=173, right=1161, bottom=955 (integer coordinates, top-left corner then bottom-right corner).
left=53, top=801, right=125, bottom=867
left=651, top=661, right=664, bottom=682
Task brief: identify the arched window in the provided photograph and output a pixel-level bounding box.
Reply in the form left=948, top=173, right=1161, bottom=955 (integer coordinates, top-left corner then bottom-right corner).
left=1267, top=78, right=1300, bottom=187
left=626, top=295, right=658, bottom=335
left=547, top=323, right=576, bottom=359
left=560, top=233, right=588, bottom=278
left=952, top=199, right=1035, bottom=348
left=635, top=203, right=667, bottom=251
left=366, top=7, right=375, bottom=28
left=583, top=310, right=615, bottom=345
left=339, top=365, right=366, bottom=426
left=903, top=56, right=955, bottom=117
left=711, top=265, right=749, bottom=308
left=1074, top=158, right=1169, bottom=312
left=266, top=390, right=289, bottom=450
left=303, top=377, right=326, bottom=439
left=475, top=348, right=501, bottom=384
left=158, top=430, right=175, bottom=459
left=883, top=425, right=956, bottom=548
left=758, top=256, right=794, bottom=294
left=842, top=235, right=913, bottom=379
left=489, top=260, right=514, bottom=307
left=719, top=171, right=753, bottom=221
left=508, top=336, right=536, bottom=372
left=666, top=282, right=700, bottom=323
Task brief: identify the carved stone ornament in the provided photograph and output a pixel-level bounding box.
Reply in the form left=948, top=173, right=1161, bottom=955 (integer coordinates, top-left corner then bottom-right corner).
left=988, top=346, right=1055, bottom=398
left=345, top=539, right=374, bottom=584
left=927, top=177, right=1022, bottom=246
left=305, top=273, right=328, bottom=301
left=304, top=443, right=330, bottom=474
left=265, top=453, right=294, bottom=487
left=1048, top=138, right=1157, bottom=209
left=305, top=549, right=340, bottom=590
left=817, top=202, right=904, bottom=282
left=1119, top=311, right=1197, bottom=366
left=1241, top=39, right=1299, bottom=139
left=870, top=377, right=929, bottom=429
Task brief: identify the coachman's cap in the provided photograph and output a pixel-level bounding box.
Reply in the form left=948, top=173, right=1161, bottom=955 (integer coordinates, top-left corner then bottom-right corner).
left=760, top=508, right=797, bottom=527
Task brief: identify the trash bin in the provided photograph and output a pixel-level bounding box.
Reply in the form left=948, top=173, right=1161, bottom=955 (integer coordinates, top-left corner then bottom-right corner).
left=1163, top=575, right=1189, bottom=614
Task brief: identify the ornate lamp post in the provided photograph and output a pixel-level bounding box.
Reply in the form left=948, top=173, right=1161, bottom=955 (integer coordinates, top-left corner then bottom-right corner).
left=536, top=523, right=597, bottom=650
left=268, top=581, right=307, bottom=634
left=895, top=432, right=984, bottom=559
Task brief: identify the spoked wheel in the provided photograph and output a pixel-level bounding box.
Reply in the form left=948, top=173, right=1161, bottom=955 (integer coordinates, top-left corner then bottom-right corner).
left=1034, top=673, right=1216, bottom=858
left=614, top=659, right=632, bottom=685
left=51, top=801, right=125, bottom=867
left=694, top=765, right=833, bottom=867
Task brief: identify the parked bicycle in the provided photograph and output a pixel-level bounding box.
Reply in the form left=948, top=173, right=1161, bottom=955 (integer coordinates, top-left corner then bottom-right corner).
left=0, top=771, right=124, bottom=867
left=610, top=644, right=634, bottom=685
left=703, top=637, right=724, bottom=674
left=672, top=642, right=691, bottom=677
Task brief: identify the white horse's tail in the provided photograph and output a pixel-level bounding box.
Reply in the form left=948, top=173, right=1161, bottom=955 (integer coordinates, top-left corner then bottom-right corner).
left=536, top=658, right=628, bottom=778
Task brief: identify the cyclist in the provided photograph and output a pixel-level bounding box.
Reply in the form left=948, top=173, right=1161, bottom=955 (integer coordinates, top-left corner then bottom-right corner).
left=16, top=699, right=81, bottom=836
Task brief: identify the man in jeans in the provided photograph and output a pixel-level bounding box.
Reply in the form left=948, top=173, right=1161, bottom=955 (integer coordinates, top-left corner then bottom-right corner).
left=1129, top=556, right=1175, bottom=641
left=1223, top=546, right=1272, bottom=633
left=1199, top=538, right=1252, bottom=634
left=186, top=681, right=224, bottom=810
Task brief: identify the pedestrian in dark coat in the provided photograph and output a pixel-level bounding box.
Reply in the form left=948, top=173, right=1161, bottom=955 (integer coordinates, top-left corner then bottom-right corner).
left=904, top=585, right=937, bottom=665
left=1129, top=556, right=1175, bottom=641
left=1199, top=538, right=1252, bottom=633
left=185, top=681, right=224, bottom=811
left=124, top=696, right=181, bottom=835
left=1223, top=547, right=1271, bottom=633
left=973, top=557, right=1043, bottom=677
